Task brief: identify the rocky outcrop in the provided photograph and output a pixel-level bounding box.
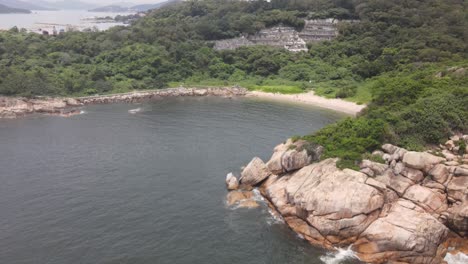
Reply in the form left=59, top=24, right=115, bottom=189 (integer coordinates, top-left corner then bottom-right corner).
left=77, top=87, right=247, bottom=105
left=226, top=190, right=259, bottom=208
left=265, top=139, right=323, bottom=174
left=0, top=96, right=82, bottom=118
left=240, top=157, right=270, bottom=186
left=226, top=173, right=239, bottom=190
left=228, top=135, right=468, bottom=263
left=0, top=87, right=248, bottom=119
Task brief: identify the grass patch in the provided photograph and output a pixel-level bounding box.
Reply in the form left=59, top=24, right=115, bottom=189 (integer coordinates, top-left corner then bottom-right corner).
left=248, top=85, right=304, bottom=94
left=169, top=77, right=306, bottom=94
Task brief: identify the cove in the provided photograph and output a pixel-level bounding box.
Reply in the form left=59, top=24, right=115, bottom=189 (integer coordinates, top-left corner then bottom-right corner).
left=0, top=97, right=357, bottom=264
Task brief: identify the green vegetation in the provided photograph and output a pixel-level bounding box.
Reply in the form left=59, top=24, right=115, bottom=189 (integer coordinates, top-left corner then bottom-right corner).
left=0, top=0, right=466, bottom=168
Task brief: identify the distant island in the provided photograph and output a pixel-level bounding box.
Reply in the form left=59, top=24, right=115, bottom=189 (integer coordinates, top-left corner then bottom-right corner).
left=0, top=3, right=30, bottom=14
left=89, top=5, right=130, bottom=13
left=0, top=0, right=54, bottom=11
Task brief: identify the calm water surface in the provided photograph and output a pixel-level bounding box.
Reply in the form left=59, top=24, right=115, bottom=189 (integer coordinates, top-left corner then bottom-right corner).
left=0, top=97, right=357, bottom=264
left=0, top=10, right=131, bottom=30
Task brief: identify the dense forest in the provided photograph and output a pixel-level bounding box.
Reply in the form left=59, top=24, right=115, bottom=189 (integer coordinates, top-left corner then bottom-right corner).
left=0, top=0, right=467, bottom=167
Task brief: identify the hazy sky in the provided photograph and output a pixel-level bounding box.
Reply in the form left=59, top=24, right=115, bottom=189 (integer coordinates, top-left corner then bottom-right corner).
left=44, top=0, right=167, bottom=4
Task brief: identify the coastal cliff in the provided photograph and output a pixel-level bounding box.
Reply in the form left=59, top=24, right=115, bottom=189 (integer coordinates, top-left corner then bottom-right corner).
left=227, top=136, right=468, bottom=263
left=0, top=87, right=247, bottom=119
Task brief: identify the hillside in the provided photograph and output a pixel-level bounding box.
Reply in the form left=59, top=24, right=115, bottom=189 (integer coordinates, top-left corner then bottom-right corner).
left=0, top=3, right=29, bottom=13
left=0, top=0, right=466, bottom=163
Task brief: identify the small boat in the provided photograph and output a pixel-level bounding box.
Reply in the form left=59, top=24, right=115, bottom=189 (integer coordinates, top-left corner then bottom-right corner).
left=128, top=107, right=142, bottom=114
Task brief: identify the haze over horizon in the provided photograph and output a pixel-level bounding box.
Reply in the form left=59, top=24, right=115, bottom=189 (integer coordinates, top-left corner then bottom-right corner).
left=33, top=0, right=168, bottom=5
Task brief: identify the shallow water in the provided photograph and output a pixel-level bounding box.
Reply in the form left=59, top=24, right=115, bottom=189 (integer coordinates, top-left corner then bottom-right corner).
left=0, top=97, right=360, bottom=264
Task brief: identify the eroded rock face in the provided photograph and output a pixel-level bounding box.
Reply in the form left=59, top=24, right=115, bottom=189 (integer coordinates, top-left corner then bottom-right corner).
left=234, top=139, right=468, bottom=263
left=266, top=159, right=385, bottom=247
left=0, top=96, right=82, bottom=118
left=355, top=200, right=449, bottom=264
left=446, top=201, right=468, bottom=237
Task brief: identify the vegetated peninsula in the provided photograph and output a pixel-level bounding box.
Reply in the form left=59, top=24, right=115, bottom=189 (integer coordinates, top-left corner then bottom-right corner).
left=0, top=0, right=466, bottom=263
left=0, top=3, right=30, bottom=13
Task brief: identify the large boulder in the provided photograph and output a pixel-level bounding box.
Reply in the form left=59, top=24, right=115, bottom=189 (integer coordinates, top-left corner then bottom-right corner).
left=402, top=151, right=445, bottom=172
left=360, top=160, right=388, bottom=175
left=403, top=185, right=448, bottom=217
left=446, top=201, right=468, bottom=237
left=374, top=170, right=415, bottom=196
left=428, top=164, right=450, bottom=185
left=446, top=176, right=468, bottom=202
left=381, top=144, right=408, bottom=161
left=240, top=157, right=270, bottom=186
left=266, top=139, right=322, bottom=174
left=355, top=200, right=449, bottom=263
left=400, top=166, right=425, bottom=183
left=266, top=159, right=385, bottom=245
left=225, top=172, right=239, bottom=190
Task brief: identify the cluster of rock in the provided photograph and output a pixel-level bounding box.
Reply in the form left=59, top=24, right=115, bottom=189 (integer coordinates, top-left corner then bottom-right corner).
left=214, top=19, right=342, bottom=52
left=0, top=97, right=82, bottom=119
left=226, top=136, right=468, bottom=263
left=0, top=87, right=248, bottom=119
left=77, top=87, right=247, bottom=105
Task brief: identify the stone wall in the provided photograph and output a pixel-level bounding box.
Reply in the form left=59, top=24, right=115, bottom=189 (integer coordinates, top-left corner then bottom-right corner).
left=214, top=19, right=348, bottom=52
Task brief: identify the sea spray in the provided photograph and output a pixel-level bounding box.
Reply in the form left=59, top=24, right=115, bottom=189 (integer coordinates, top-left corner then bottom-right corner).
left=444, top=252, right=468, bottom=264
left=319, top=246, right=360, bottom=264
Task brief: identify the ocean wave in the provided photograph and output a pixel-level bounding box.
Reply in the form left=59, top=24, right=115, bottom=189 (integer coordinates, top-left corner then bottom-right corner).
left=319, top=246, right=359, bottom=264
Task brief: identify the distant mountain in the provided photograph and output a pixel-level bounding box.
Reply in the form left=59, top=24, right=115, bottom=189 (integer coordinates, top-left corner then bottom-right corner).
left=0, top=0, right=52, bottom=10
left=0, top=3, right=30, bottom=13
left=90, top=5, right=130, bottom=13
left=90, top=0, right=182, bottom=13
left=44, top=0, right=98, bottom=10
left=131, top=0, right=181, bottom=12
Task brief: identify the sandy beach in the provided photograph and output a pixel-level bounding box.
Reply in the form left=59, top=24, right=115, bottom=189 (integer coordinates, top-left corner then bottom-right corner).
left=247, top=91, right=366, bottom=115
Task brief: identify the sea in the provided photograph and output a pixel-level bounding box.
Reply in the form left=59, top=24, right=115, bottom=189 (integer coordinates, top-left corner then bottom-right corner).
left=0, top=10, right=133, bottom=32
left=0, top=97, right=362, bottom=263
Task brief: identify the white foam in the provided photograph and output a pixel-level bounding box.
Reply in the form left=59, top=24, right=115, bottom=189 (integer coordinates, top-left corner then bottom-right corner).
left=252, top=188, right=265, bottom=202
left=266, top=207, right=284, bottom=225
left=319, top=246, right=359, bottom=264
left=444, top=252, right=468, bottom=264
left=128, top=107, right=142, bottom=114
left=79, top=110, right=87, bottom=114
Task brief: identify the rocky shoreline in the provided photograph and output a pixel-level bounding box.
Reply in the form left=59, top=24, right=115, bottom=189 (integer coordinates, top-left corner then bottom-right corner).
left=0, top=87, right=248, bottom=119
left=226, top=136, right=468, bottom=263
